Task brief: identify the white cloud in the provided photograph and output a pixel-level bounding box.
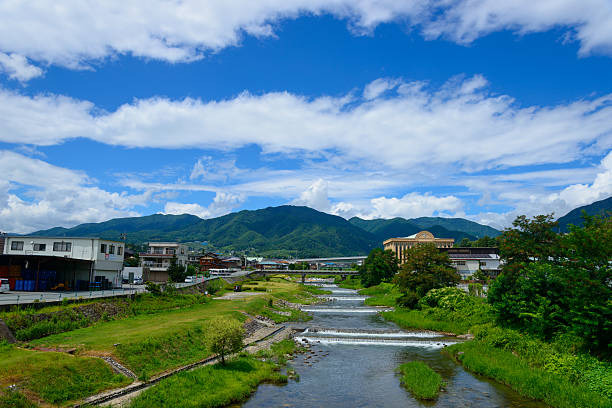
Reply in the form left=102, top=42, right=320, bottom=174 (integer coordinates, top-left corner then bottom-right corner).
left=291, top=179, right=331, bottom=211
left=0, top=151, right=148, bottom=233
left=363, top=193, right=463, bottom=219
left=190, top=156, right=243, bottom=182
left=0, top=52, right=43, bottom=82
left=363, top=78, right=400, bottom=100
left=423, top=0, right=612, bottom=57
left=0, top=0, right=610, bottom=72
left=164, top=192, right=245, bottom=219
left=2, top=76, right=611, bottom=177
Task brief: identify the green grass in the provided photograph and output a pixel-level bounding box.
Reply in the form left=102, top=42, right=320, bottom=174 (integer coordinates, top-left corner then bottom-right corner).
left=381, top=308, right=473, bottom=334
left=398, top=361, right=443, bottom=400
left=446, top=342, right=611, bottom=408
left=359, top=283, right=401, bottom=307
left=129, top=357, right=287, bottom=408
left=0, top=389, right=37, bottom=408
left=0, top=341, right=131, bottom=405
left=335, top=276, right=363, bottom=289
left=116, top=326, right=211, bottom=380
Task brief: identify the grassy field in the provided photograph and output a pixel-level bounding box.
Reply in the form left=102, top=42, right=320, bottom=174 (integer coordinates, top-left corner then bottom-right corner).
left=0, top=341, right=131, bottom=406
left=129, top=340, right=300, bottom=408
left=2, top=278, right=320, bottom=406
left=335, top=276, right=363, bottom=289
left=398, top=361, right=443, bottom=400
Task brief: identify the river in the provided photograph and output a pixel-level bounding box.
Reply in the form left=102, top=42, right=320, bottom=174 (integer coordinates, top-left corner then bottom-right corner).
left=242, top=284, right=546, bottom=407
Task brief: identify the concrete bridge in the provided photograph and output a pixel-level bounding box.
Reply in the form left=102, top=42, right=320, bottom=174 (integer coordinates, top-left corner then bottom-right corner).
left=246, top=269, right=359, bottom=283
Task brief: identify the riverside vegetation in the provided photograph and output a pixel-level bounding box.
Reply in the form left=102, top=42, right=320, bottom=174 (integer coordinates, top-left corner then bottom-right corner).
left=0, top=277, right=324, bottom=407
left=358, top=213, right=611, bottom=408
left=398, top=361, right=444, bottom=400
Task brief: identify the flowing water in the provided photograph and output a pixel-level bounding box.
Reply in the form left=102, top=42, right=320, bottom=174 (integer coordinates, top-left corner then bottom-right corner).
left=242, top=285, right=546, bottom=408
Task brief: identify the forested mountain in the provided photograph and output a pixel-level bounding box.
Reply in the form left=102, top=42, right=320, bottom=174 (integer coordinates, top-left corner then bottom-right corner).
left=349, top=216, right=499, bottom=242
left=30, top=205, right=499, bottom=257
left=557, top=196, right=612, bottom=232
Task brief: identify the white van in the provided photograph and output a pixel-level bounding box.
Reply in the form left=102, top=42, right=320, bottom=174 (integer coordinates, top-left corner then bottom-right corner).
left=0, top=278, right=9, bottom=293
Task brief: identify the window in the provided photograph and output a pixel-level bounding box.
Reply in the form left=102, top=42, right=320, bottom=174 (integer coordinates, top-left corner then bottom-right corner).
left=153, top=247, right=163, bottom=254
left=181, top=249, right=185, bottom=254
left=479, top=261, right=487, bottom=267
left=53, top=242, right=72, bottom=252
left=109, top=245, right=115, bottom=255
left=10, top=241, right=24, bottom=250
left=166, top=248, right=175, bottom=255
left=100, top=243, right=107, bottom=253
left=33, top=243, right=46, bottom=251
left=453, top=260, right=466, bottom=266
left=118, top=246, right=123, bottom=256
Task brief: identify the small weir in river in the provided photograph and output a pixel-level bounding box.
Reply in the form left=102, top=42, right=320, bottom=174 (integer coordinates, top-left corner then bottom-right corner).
left=242, top=284, right=547, bottom=407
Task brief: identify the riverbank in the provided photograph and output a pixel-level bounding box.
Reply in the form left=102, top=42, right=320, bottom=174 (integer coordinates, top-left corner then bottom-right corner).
left=0, top=277, right=323, bottom=407
left=365, top=284, right=611, bottom=408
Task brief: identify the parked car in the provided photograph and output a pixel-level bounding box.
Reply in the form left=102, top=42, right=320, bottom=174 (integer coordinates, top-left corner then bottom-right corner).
left=133, top=277, right=143, bottom=285
left=0, top=278, right=10, bottom=293
left=184, top=276, right=194, bottom=283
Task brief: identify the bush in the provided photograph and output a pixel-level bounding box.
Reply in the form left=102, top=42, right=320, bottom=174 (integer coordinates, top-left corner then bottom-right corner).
left=145, top=281, right=162, bottom=295
left=396, top=292, right=420, bottom=309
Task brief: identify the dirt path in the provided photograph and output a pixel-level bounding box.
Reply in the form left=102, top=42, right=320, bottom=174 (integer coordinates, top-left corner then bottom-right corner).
left=77, top=324, right=294, bottom=407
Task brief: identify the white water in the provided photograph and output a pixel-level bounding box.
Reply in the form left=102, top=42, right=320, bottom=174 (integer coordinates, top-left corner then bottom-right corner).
left=318, top=296, right=369, bottom=301
left=306, top=329, right=443, bottom=338
left=295, top=336, right=456, bottom=348
left=301, top=307, right=392, bottom=313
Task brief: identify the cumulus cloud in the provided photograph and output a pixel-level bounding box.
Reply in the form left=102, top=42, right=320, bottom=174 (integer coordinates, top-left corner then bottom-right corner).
left=2, top=76, right=611, bottom=177
left=0, top=151, right=148, bottom=233
left=0, top=52, right=43, bottom=82
left=164, top=192, right=245, bottom=219
left=0, top=0, right=610, bottom=72
left=190, top=156, right=243, bottom=182
left=291, top=179, right=331, bottom=211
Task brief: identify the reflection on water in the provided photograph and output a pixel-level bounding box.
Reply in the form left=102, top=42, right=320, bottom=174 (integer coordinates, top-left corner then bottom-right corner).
left=242, top=285, right=546, bottom=408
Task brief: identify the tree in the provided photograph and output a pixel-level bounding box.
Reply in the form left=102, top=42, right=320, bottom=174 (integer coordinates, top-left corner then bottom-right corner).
left=488, top=213, right=611, bottom=357
left=458, top=237, right=472, bottom=247
left=359, top=248, right=398, bottom=287
left=394, top=244, right=459, bottom=298
left=206, top=317, right=245, bottom=364
left=488, top=214, right=561, bottom=327
left=186, top=264, right=198, bottom=276
left=167, top=256, right=187, bottom=283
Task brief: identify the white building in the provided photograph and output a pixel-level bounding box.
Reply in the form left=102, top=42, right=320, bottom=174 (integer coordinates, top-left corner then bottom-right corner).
left=442, top=247, right=501, bottom=280
left=1, top=236, right=125, bottom=289
left=140, top=242, right=189, bottom=272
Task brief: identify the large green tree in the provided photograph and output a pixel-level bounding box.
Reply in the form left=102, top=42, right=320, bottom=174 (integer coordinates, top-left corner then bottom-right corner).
left=488, top=213, right=611, bottom=357
left=359, top=248, right=398, bottom=287
left=167, top=256, right=187, bottom=283
left=206, top=317, right=245, bottom=364
left=394, top=244, right=459, bottom=299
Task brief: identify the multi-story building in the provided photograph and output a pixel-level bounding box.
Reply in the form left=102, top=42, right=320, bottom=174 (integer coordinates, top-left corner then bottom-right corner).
left=440, top=247, right=501, bottom=280
left=1, top=236, right=125, bottom=290
left=383, top=231, right=454, bottom=263
left=140, top=242, right=188, bottom=272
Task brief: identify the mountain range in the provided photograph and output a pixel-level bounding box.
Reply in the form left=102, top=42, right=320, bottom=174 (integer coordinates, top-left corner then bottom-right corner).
left=556, top=196, right=612, bottom=232
left=28, top=206, right=500, bottom=257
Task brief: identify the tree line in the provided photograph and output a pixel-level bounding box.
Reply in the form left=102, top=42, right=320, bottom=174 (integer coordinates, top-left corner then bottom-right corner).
left=359, top=213, right=611, bottom=357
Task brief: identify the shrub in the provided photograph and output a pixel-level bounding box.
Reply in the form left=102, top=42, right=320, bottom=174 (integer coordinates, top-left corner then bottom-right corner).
left=396, top=292, right=420, bottom=309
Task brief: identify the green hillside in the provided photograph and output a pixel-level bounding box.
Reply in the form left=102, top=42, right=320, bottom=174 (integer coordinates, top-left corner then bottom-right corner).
left=30, top=205, right=499, bottom=257
left=349, top=216, right=498, bottom=242
left=557, top=196, right=612, bottom=232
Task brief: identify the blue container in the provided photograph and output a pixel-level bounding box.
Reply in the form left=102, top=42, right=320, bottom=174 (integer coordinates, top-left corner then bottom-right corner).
left=16, top=280, right=22, bottom=291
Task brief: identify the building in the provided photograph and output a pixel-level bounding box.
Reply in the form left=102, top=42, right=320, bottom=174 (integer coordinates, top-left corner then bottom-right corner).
left=440, top=247, right=501, bottom=280
left=1, top=236, right=125, bottom=290
left=383, top=231, right=454, bottom=262
left=140, top=242, right=188, bottom=272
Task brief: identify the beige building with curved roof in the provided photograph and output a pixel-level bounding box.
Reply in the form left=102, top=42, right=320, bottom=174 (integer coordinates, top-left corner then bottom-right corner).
left=383, top=231, right=454, bottom=263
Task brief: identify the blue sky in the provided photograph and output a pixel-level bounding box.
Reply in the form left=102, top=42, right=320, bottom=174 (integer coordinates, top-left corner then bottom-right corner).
left=0, top=2, right=611, bottom=233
